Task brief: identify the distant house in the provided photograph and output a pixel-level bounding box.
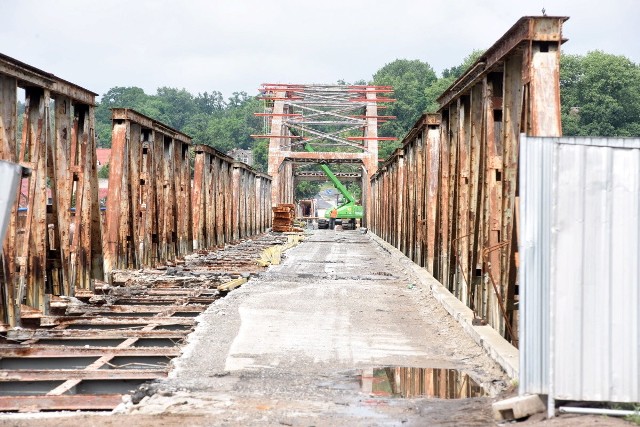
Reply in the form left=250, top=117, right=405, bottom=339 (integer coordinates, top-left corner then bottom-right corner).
left=227, top=148, right=253, bottom=166
left=96, top=148, right=111, bottom=167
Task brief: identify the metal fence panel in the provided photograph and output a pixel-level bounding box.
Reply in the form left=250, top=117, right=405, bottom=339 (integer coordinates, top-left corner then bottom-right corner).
left=0, top=161, right=22, bottom=247
left=520, top=135, right=640, bottom=403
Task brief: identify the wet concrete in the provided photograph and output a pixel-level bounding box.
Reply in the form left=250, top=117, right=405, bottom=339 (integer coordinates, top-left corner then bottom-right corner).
left=119, top=229, right=509, bottom=425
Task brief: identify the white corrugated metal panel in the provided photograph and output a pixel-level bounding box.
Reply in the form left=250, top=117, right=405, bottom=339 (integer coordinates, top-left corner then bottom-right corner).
left=520, top=135, right=640, bottom=403
left=0, top=160, right=23, bottom=247
left=519, top=135, right=553, bottom=395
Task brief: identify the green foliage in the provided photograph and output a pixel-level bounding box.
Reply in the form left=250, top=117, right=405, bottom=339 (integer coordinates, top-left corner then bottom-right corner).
left=371, top=52, right=483, bottom=159
left=346, top=182, right=362, bottom=201
left=295, top=181, right=321, bottom=200
left=561, top=50, right=640, bottom=136
left=424, top=76, right=456, bottom=113
left=94, top=88, right=263, bottom=156
left=252, top=140, right=268, bottom=173
left=91, top=48, right=639, bottom=175
left=97, top=163, right=110, bottom=179
left=372, top=59, right=437, bottom=143
left=424, top=50, right=484, bottom=113
left=95, top=86, right=159, bottom=147
left=442, top=49, right=485, bottom=79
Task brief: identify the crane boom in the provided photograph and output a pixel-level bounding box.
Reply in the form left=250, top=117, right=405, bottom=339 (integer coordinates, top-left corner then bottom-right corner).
left=303, top=143, right=363, bottom=221
left=304, top=144, right=356, bottom=204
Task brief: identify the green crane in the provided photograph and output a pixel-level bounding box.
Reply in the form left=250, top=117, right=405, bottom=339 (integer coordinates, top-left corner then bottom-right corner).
left=304, top=144, right=363, bottom=222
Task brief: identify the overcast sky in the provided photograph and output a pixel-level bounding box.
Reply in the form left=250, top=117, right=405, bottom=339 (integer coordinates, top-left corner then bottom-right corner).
left=1, top=0, right=638, bottom=100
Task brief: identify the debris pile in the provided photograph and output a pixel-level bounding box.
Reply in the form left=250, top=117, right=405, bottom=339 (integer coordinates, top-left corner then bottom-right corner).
left=0, top=231, right=305, bottom=413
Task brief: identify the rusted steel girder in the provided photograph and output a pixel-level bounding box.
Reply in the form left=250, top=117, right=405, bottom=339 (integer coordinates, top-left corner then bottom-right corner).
left=261, top=84, right=386, bottom=224
left=0, top=53, right=102, bottom=328
left=104, top=109, right=193, bottom=274
left=193, top=145, right=234, bottom=249
left=370, top=16, right=566, bottom=346
left=231, top=161, right=271, bottom=242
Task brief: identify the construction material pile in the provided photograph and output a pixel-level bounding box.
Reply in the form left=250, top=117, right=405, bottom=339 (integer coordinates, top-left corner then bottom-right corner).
left=272, top=204, right=302, bottom=232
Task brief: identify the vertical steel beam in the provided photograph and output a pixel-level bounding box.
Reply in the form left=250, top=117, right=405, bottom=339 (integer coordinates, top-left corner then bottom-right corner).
left=425, top=116, right=441, bottom=274
left=0, top=75, right=18, bottom=326
left=369, top=16, right=566, bottom=345
left=104, top=109, right=192, bottom=274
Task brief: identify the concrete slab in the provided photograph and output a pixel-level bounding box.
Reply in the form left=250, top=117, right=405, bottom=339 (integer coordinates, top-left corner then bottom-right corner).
left=369, top=232, right=520, bottom=379
left=492, top=394, right=546, bottom=420
left=155, top=230, right=509, bottom=425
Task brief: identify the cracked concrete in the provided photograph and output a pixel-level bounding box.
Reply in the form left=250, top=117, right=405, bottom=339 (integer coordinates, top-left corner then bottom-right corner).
left=128, top=229, right=508, bottom=425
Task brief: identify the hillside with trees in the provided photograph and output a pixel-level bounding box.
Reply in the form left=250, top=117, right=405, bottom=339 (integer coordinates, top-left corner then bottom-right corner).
left=93, top=50, right=640, bottom=174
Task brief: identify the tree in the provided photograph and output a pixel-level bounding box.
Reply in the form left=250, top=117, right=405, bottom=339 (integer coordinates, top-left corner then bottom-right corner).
left=295, top=181, right=320, bottom=200
left=154, top=87, right=197, bottom=129
left=424, top=50, right=485, bottom=113
left=372, top=59, right=438, bottom=144
left=252, top=140, right=268, bottom=172
left=95, top=86, right=158, bottom=147
left=97, top=163, right=110, bottom=179
left=560, top=51, right=640, bottom=136
left=441, top=49, right=485, bottom=79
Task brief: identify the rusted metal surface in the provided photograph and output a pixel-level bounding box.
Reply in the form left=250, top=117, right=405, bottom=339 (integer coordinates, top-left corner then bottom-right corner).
left=0, top=53, right=102, bottom=328
left=370, top=16, right=566, bottom=345
left=260, top=84, right=390, bottom=223
left=1, top=55, right=274, bottom=332
left=192, top=144, right=271, bottom=250
left=0, top=233, right=293, bottom=412
left=103, top=109, right=193, bottom=274
left=0, top=395, right=124, bottom=412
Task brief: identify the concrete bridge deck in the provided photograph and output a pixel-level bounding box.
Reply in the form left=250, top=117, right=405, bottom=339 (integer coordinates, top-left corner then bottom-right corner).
left=126, top=229, right=506, bottom=425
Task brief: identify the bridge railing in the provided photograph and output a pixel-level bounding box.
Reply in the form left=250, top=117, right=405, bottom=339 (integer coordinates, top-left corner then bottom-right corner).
left=104, top=108, right=194, bottom=272
left=192, top=145, right=272, bottom=250
left=0, top=55, right=272, bottom=328
left=370, top=16, right=567, bottom=345
left=0, top=53, right=102, bottom=327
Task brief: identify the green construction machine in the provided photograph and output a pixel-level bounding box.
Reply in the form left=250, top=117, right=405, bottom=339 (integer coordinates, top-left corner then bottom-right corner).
left=305, top=144, right=362, bottom=229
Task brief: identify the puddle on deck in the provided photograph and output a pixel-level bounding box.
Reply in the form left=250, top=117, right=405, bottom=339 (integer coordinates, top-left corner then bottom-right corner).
left=359, top=367, right=486, bottom=399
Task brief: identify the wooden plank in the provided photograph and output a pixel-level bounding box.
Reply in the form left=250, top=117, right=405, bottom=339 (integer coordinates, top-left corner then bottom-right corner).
left=217, top=277, right=247, bottom=292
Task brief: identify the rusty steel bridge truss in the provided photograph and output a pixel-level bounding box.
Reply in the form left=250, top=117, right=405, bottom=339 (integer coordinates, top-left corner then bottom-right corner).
left=0, top=14, right=572, bottom=412
left=370, top=16, right=567, bottom=346
left=255, top=84, right=395, bottom=222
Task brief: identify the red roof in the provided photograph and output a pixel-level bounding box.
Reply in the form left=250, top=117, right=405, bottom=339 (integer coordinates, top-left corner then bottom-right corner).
left=98, top=188, right=109, bottom=201
left=96, top=148, right=111, bottom=166
left=18, top=180, right=53, bottom=208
